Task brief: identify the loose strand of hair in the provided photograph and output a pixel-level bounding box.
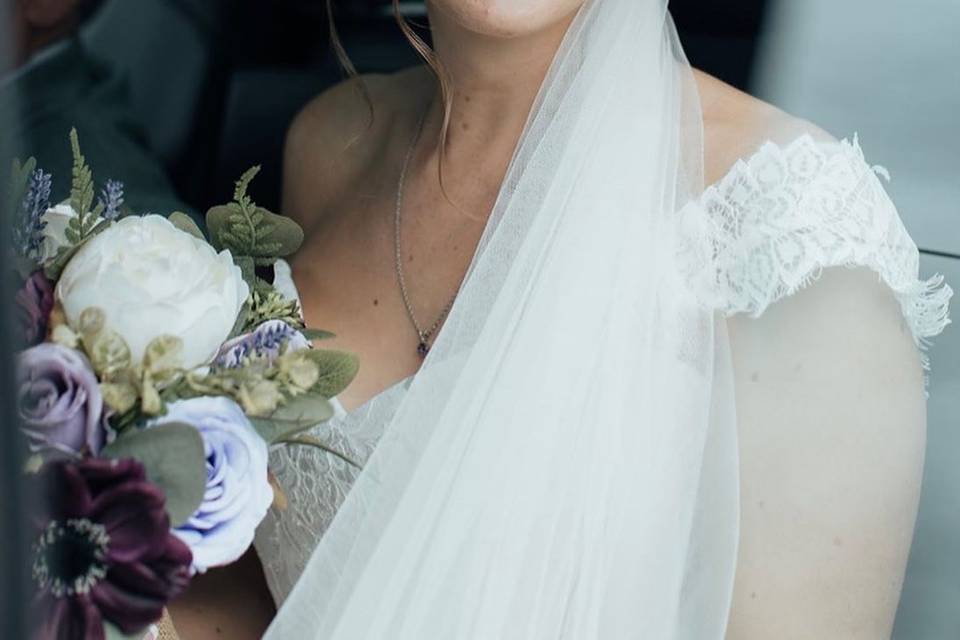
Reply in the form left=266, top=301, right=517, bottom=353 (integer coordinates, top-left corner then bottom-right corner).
left=393, top=0, right=462, bottom=212
left=326, top=0, right=374, bottom=149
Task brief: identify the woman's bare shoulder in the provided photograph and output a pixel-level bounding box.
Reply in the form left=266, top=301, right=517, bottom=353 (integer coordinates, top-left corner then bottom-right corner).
left=281, top=66, right=432, bottom=225
left=692, top=69, right=834, bottom=185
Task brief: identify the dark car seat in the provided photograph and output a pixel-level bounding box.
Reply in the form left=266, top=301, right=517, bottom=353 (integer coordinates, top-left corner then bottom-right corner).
left=79, top=0, right=231, bottom=207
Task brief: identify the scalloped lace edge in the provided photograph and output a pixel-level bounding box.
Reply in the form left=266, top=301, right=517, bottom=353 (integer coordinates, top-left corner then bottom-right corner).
left=681, top=133, right=952, bottom=371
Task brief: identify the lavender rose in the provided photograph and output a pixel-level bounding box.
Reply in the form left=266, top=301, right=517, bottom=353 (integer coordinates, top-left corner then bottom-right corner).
left=15, top=271, right=55, bottom=346
left=148, top=396, right=272, bottom=573
left=17, top=343, right=107, bottom=459
left=213, top=319, right=310, bottom=369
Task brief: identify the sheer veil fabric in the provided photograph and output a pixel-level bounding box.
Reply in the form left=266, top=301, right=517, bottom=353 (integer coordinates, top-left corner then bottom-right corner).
left=266, top=0, right=742, bottom=637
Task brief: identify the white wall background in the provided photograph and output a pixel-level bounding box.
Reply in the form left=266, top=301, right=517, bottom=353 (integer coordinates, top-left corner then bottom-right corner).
left=754, top=0, right=960, bottom=255
left=753, top=2, right=959, bottom=637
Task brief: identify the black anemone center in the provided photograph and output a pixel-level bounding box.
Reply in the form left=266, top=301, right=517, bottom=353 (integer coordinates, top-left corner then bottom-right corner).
left=33, top=519, right=110, bottom=597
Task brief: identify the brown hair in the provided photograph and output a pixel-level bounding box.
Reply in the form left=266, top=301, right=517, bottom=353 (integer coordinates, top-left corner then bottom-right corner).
left=326, top=0, right=456, bottom=202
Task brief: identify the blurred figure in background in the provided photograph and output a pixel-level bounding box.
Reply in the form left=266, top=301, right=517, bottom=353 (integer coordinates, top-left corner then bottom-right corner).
left=0, top=0, right=196, bottom=221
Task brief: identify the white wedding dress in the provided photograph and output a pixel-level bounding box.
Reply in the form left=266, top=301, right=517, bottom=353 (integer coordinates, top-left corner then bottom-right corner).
left=255, top=132, right=951, bottom=606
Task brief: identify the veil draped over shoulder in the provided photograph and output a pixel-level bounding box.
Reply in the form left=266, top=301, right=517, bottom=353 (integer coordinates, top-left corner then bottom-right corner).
left=266, top=0, right=741, bottom=636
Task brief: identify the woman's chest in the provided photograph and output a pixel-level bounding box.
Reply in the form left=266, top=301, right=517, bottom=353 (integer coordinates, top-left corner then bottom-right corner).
left=289, top=210, right=479, bottom=410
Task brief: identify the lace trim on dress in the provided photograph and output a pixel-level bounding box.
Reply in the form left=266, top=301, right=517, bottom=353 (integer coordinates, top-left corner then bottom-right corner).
left=253, top=376, right=410, bottom=604
left=679, top=133, right=952, bottom=369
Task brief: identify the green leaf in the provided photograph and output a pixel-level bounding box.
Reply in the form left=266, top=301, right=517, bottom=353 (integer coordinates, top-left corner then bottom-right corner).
left=104, top=622, right=145, bottom=640
left=241, top=288, right=304, bottom=333
left=101, top=422, right=206, bottom=527
left=249, top=393, right=334, bottom=443
left=168, top=211, right=205, bottom=240
left=23, top=454, right=43, bottom=474
left=42, top=217, right=113, bottom=280
left=205, top=166, right=304, bottom=262
left=303, top=349, right=359, bottom=398
left=88, top=217, right=111, bottom=236
left=68, top=129, right=99, bottom=241
left=302, top=328, right=336, bottom=341
left=234, top=254, right=257, bottom=292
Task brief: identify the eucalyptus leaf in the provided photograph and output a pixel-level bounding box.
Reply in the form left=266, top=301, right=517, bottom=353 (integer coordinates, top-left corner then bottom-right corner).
left=101, top=422, right=206, bottom=528
left=205, top=167, right=304, bottom=263
left=168, top=211, right=205, bottom=239
left=304, top=349, right=359, bottom=398
left=207, top=204, right=304, bottom=261
left=249, top=393, right=335, bottom=444
left=234, top=254, right=257, bottom=292
left=301, top=328, right=336, bottom=341
left=104, top=622, right=144, bottom=640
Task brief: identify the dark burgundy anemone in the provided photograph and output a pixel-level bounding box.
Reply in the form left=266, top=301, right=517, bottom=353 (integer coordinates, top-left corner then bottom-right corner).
left=30, top=458, right=192, bottom=640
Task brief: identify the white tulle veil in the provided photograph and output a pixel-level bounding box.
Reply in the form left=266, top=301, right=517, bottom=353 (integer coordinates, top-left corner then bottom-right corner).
left=266, top=0, right=741, bottom=636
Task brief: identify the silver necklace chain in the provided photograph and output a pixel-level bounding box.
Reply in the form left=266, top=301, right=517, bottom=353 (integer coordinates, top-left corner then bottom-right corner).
left=394, top=108, right=458, bottom=357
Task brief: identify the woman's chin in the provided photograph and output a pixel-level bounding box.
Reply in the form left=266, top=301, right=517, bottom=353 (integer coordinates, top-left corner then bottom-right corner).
left=428, top=0, right=584, bottom=39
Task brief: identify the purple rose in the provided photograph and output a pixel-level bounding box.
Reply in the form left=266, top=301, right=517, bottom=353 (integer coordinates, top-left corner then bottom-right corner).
left=30, top=457, right=192, bottom=640
left=17, top=343, right=107, bottom=459
left=16, top=271, right=55, bottom=346
left=148, top=396, right=272, bottom=573
left=213, top=319, right=310, bottom=369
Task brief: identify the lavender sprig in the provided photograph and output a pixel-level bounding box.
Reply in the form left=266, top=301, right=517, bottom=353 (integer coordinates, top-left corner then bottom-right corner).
left=98, top=179, right=124, bottom=221
left=12, top=168, right=52, bottom=260
left=214, top=320, right=308, bottom=370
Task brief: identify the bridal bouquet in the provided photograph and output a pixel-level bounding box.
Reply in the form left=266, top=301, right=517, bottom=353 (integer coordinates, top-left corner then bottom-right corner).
left=9, top=131, right=357, bottom=640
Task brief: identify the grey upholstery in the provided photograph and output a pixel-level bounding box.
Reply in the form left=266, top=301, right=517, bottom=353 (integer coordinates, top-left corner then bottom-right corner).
left=895, top=252, right=960, bottom=639
left=79, top=0, right=227, bottom=204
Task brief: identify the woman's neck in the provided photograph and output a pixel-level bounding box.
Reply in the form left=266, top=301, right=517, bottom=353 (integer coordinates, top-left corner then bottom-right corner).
left=422, top=5, right=578, bottom=166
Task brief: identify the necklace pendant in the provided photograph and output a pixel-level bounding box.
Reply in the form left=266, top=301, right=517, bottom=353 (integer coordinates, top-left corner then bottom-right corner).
left=417, top=341, right=430, bottom=358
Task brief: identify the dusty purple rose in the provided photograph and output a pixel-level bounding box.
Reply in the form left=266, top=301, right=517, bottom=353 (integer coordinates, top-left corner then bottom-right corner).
left=213, top=319, right=310, bottom=369
left=17, top=343, right=107, bottom=459
left=30, top=457, right=192, bottom=640
left=16, top=271, right=55, bottom=346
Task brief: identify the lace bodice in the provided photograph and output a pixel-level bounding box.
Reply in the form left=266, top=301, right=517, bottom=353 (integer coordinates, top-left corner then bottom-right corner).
left=253, top=134, right=951, bottom=606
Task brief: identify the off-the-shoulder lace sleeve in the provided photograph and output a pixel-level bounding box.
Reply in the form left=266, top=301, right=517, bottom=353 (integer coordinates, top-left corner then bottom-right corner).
left=679, top=134, right=952, bottom=366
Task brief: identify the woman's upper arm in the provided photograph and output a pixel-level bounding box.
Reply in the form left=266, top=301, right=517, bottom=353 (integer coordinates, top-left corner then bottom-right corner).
left=726, top=267, right=927, bottom=639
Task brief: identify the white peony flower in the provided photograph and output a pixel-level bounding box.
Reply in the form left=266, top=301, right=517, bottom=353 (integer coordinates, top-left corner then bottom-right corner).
left=56, top=215, right=249, bottom=369
left=39, top=204, right=103, bottom=264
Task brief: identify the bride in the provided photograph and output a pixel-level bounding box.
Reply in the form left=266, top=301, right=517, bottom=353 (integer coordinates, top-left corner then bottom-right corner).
left=172, top=0, right=951, bottom=637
